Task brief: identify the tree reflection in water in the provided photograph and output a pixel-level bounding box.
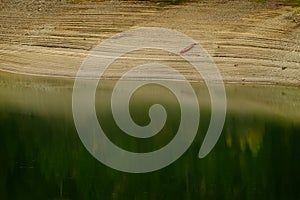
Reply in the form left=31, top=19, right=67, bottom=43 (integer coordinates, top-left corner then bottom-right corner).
left=0, top=74, right=300, bottom=199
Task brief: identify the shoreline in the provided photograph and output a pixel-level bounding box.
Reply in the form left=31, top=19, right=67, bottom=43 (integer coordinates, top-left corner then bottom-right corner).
left=1, top=68, right=300, bottom=88
left=1, top=69, right=300, bottom=123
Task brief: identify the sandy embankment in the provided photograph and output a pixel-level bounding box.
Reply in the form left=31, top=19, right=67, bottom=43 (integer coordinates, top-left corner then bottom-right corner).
left=0, top=0, right=299, bottom=85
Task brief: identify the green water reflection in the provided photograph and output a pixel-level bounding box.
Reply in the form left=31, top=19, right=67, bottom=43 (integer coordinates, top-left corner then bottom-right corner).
left=0, top=72, right=300, bottom=199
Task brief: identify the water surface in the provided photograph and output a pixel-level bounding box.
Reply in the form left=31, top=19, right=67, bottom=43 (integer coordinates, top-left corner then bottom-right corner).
left=1, top=72, right=300, bottom=199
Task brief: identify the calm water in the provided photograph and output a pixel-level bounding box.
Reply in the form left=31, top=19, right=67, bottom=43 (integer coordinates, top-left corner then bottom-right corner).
left=1, top=72, right=300, bottom=199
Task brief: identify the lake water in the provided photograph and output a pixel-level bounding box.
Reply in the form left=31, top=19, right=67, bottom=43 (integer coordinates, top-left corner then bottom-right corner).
left=1, top=72, right=300, bottom=199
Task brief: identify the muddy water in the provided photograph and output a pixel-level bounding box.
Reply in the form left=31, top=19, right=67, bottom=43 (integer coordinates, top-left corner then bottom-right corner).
left=0, top=72, right=300, bottom=199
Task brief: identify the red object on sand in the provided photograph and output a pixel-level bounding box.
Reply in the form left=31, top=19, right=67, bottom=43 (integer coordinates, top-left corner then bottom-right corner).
left=180, top=43, right=197, bottom=54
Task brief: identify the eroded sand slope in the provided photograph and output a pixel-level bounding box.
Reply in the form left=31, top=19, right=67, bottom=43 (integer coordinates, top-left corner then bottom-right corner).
left=0, top=0, right=299, bottom=85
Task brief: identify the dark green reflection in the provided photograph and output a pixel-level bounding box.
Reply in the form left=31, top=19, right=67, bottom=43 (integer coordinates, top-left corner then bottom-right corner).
left=1, top=72, right=300, bottom=199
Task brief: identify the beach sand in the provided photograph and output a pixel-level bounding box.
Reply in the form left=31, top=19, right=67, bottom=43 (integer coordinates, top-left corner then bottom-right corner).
left=0, top=0, right=299, bottom=86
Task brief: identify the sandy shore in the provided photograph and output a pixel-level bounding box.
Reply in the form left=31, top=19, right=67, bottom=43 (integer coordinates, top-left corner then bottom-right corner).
left=0, top=0, right=299, bottom=86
